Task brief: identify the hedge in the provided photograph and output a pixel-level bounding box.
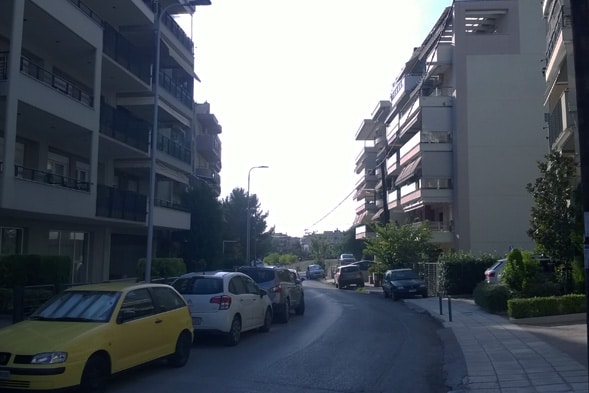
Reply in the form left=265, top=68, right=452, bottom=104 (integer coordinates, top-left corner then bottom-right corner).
left=508, top=294, right=586, bottom=319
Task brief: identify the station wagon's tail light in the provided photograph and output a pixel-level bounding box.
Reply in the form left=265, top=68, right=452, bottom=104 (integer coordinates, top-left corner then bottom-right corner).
left=486, top=271, right=496, bottom=278
left=269, top=285, right=282, bottom=294
left=211, top=295, right=232, bottom=310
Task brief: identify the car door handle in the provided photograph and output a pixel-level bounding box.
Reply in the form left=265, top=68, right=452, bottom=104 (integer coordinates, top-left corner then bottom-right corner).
left=155, top=319, right=163, bottom=324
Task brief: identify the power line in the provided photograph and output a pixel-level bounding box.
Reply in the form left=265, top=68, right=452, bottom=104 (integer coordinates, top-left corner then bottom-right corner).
left=306, top=188, right=356, bottom=231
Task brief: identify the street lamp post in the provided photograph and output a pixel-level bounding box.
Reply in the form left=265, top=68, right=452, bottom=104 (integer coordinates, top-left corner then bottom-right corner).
left=145, top=0, right=208, bottom=282
left=246, top=165, right=268, bottom=266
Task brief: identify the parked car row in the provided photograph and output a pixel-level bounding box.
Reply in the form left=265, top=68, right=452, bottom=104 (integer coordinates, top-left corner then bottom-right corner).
left=171, top=266, right=305, bottom=346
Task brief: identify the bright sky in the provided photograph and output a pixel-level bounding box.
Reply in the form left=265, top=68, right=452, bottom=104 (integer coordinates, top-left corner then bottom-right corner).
left=185, top=0, right=452, bottom=237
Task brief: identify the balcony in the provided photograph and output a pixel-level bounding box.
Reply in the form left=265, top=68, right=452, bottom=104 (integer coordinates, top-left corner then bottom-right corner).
left=390, top=74, right=421, bottom=108
left=20, top=56, right=93, bottom=107
left=96, top=184, right=146, bottom=222
left=355, top=146, right=377, bottom=174
left=410, top=220, right=453, bottom=244
left=0, top=51, right=7, bottom=80
left=158, top=134, right=191, bottom=164
left=159, top=71, right=193, bottom=110
left=100, top=101, right=149, bottom=153
left=68, top=0, right=103, bottom=26
left=103, top=23, right=151, bottom=85
left=196, top=134, right=221, bottom=162
left=355, top=119, right=385, bottom=141
left=15, top=165, right=90, bottom=192
left=547, top=90, right=575, bottom=152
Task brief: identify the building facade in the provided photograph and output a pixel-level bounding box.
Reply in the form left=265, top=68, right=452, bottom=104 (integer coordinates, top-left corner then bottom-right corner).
left=355, top=0, right=548, bottom=255
left=0, top=0, right=220, bottom=283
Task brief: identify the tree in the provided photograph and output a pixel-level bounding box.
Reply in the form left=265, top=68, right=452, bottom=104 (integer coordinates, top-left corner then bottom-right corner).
left=526, top=152, right=578, bottom=260
left=179, top=179, right=223, bottom=271
left=221, top=187, right=273, bottom=266
left=363, top=222, right=434, bottom=269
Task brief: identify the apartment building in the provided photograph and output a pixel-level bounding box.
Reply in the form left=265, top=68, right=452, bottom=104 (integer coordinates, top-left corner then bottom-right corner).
left=354, top=0, right=548, bottom=255
left=542, top=1, right=577, bottom=158
left=0, top=0, right=220, bottom=283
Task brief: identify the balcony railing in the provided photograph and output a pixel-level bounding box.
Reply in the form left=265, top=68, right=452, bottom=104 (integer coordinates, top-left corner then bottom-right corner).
left=155, top=198, right=189, bottom=212
left=0, top=51, right=7, bottom=80
left=157, top=134, right=191, bottom=164
left=20, top=56, right=93, bottom=107
left=142, top=0, right=194, bottom=54
left=103, top=23, right=151, bottom=84
left=67, top=0, right=103, bottom=26
left=15, top=165, right=91, bottom=192
left=100, top=100, right=150, bottom=152
left=159, top=71, right=193, bottom=109
left=96, top=184, right=146, bottom=222
left=546, top=5, right=564, bottom=62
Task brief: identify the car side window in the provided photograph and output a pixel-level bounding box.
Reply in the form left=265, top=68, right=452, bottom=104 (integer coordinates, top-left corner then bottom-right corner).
left=151, top=287, right=186, bottom=312
left=242, top=276, right=260, bottom=295
left=119, top=288, right=155, bottom=321
left=229, top=276, right=247, bottom=295
left=278, top=269, right=292, bottom=283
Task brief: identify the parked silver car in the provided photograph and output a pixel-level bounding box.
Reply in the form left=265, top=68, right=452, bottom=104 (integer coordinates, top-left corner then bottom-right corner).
left=484, top=259, right=507, bottom=284
left=237, top=266, right=305, bottom=323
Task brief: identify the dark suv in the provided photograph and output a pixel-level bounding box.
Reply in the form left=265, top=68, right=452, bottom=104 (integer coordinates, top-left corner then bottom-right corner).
left=237, top=266, right=305, bottom=323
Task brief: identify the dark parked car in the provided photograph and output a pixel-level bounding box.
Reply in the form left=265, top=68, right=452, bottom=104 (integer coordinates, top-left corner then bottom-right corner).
left=334, top=265, right=364, bottom=289
left=237, top=266, right=305, bottom=323
left=382, top=268, right=427, bottom=301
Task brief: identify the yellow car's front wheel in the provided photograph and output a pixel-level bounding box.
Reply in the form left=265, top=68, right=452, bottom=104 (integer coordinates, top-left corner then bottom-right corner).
left=79, top=353, right=110, bottom=393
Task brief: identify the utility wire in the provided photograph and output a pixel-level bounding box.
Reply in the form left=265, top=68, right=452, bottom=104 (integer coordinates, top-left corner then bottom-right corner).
left=306, top=188, right=356, bottom=231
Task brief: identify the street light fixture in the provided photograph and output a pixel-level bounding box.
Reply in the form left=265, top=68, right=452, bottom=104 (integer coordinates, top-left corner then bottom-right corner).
left=145, top=0, right=209, bottom=282
left=246, top=165, right=269, bottom=266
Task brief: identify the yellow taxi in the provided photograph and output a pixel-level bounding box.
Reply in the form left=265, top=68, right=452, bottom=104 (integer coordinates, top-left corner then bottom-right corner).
left=0, top=282, right=194, bottom=391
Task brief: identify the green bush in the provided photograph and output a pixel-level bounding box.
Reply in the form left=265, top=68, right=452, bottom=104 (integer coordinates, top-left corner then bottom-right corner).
left=508, top=294, right=586, bottom=319
left=438, top=252, right=498, bottom=295
left=521, top=279, right=561, bottom=298
left=473, top=282, right=511, bottom=313
left=136, top=258, right=186, bottom=281
left=0, top=255, right=70, bottom=288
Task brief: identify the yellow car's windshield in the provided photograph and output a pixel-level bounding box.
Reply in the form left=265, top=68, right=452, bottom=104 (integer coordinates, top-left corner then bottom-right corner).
left=31, top=290, right=121, bottom=323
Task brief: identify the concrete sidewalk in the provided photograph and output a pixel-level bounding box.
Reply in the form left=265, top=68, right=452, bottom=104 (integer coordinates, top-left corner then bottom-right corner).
left=404, top=296, right=588, bottom=393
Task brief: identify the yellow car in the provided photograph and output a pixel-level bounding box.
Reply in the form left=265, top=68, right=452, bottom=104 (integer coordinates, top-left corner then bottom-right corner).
left=0, top=282, right=194, bottom=392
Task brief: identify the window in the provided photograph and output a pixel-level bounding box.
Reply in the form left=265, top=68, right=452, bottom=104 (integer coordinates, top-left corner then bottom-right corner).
left=0, top=227, right=24, bottom=255
left=152, top=287, right=186, bottom=312
left=48, top=230, right=89, bottom=283
left=242, top=276, right=260, bottom=295
left=119, top=288, right=155, bottom=320
left=229, top=276, right=247, bottom=295
left=47, top=152, right=69, bottom=177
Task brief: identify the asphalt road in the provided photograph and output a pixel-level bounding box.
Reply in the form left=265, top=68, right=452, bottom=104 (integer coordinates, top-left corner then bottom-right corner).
left=108, top=279, right=461, bottom=393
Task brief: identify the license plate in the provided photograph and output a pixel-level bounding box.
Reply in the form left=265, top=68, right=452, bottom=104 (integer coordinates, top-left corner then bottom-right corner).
left=192, top=317, right=202, bottom=326
left=0, top=370, right=10, bottom=380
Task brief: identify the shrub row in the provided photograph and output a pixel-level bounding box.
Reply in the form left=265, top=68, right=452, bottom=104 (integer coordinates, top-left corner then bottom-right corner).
left=508, top=294, right=586, bottom=319
left=438, top=252, right=498, bottom=295
left=0, top=255, right=71, bottom=288
left=473, top=282, right=511, bottom=313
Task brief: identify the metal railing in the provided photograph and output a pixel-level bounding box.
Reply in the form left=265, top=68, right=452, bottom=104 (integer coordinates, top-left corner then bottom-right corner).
left=96, top=184, right=147, bottom=222
left=158, top=71, right=193, bottom=109
left=100, top=100, right=150, bottom=152
left=0, top=51, right=7, bottom=80
left=157, top=133, right=191, bottom=164
left=15, top=165, right=91, bottom=192
left=103, top=23, right=151, bottom=84
left=20, top=56, right=93, bottom=107
left=67, top=0, right=103, bottom=26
